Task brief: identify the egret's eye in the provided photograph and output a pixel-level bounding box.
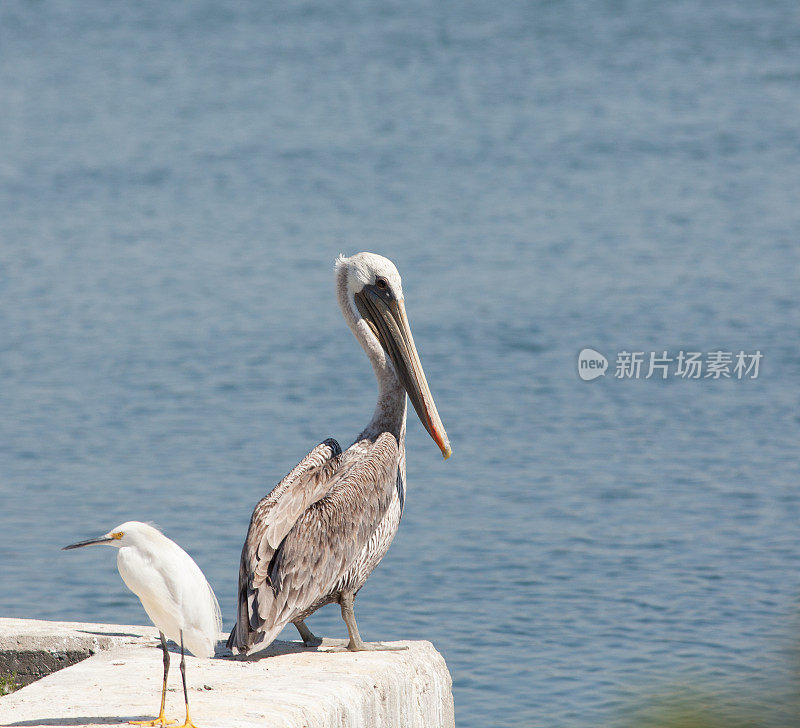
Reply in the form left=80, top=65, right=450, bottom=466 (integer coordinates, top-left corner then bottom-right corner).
left=376, top=277, right=388, bottom=290
left=111, top=532, right=124, bottom=540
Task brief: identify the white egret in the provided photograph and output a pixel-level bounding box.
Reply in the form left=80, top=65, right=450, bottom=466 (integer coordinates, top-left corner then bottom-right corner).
left=63, top=521, right=221, bottom=728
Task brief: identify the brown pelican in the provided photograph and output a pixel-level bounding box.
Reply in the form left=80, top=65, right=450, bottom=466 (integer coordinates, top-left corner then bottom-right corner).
left=227, top=252, right=450, bottom=654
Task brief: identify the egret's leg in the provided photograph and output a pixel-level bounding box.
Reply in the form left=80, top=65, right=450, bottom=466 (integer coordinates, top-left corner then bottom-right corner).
left=177, top=631, right=199, bottom=728
left=293, top=619, right=322, bottom=647
left=130, top=632, right=177, bottom=726
left=335, top=592, right=408, bottom=652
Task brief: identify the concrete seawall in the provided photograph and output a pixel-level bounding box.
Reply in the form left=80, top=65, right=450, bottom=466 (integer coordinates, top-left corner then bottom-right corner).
left=0, top=618, right=455, bottom=728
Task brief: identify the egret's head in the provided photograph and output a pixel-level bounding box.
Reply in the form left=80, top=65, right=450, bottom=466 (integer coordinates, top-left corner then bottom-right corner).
left=62, top=521, right=153, bottom=551
left=335, top=252, right=451, bottom=459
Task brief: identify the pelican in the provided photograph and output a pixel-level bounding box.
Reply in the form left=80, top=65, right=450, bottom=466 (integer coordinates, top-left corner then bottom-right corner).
left=227, top=252, right=451, bottom=654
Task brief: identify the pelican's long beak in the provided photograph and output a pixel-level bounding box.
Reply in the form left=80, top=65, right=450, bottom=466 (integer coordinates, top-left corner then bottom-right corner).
left=62, top=535, right=115, bottom=550
left=354, top=287, right=451, bottom=459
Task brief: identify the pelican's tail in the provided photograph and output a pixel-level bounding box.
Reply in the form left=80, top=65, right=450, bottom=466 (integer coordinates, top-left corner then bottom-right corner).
left=226, top=618, right=283, bottom=655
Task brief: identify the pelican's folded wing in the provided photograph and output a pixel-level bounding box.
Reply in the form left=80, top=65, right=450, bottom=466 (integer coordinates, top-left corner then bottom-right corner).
left=256, top=432, right=400, bottom=640
left=228, top=438, right=341, bottom=652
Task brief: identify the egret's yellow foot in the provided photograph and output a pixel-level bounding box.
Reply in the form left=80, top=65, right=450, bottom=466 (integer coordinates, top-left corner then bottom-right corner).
left=177, top=708, right=199, bottom=728
left=131, top=667, right=175, bottom=727
left=129, top=715, right=177, bottom=727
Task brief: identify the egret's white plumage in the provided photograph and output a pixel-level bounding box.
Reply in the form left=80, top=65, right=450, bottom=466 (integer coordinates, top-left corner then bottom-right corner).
left=113, top=522, right=221, bottom=658
left=64, top=521, right=220, bottom=728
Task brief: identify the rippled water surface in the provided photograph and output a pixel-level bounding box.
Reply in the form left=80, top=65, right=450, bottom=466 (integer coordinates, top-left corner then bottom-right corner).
left=1, top=2, right=799, bottom=726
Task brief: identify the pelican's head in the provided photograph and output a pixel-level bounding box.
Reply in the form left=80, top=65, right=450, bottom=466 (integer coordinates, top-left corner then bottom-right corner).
left=336, top=252, right=451, bottom=459
left=62, top=521, right=157, bottom=551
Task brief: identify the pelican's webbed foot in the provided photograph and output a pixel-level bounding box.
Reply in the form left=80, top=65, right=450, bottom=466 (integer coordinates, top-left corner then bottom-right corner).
left=328, top=639, right=408, bottom=652
left=294, top=619, right=323, bottom=647
left=330, top=591, right=409, bottom=653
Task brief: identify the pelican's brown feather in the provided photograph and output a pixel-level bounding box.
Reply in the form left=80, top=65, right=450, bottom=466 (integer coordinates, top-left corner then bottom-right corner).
left=230, top=433, right=399, bottom=652
left=227, top=438, right=341, bottom=651
left=262, top=433, right=399, bottom=630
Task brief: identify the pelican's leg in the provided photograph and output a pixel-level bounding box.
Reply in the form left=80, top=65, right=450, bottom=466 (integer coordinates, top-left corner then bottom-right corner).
left=177, top=631, right=199, bottom=728
left=293, top=619, right=322, bottom=647
left=130, top=632, right=177, bottom=726
left=335, top=591, right=408, bottom=652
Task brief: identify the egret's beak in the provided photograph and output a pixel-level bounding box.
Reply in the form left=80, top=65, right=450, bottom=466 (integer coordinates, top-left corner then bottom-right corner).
left=354, top=287, right=451, bottom=459
left=62, top=535, right=115, bottom=550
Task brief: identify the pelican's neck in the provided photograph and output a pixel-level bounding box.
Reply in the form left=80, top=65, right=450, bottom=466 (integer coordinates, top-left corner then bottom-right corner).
left=363, top=365, right=407, bottom=442
left=336, top=264, right=407, bottom=443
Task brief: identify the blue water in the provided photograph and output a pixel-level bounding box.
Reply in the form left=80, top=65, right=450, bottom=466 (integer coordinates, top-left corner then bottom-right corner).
left=1, top=1, right=799, bottom=726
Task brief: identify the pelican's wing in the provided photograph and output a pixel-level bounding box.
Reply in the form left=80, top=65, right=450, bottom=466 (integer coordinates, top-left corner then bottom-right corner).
left=232, top=433, right=400, bottom=653
left=228, top=438, right=342, bottom=652
left=256, top=433, right=399, bottom=644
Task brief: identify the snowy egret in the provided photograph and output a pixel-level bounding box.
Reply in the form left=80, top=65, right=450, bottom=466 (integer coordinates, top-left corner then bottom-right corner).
left=63, top=521, right=221, bottom=728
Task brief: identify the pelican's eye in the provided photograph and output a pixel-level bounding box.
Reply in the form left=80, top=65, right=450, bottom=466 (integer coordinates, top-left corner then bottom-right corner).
left=375, top=277, right=388, bottom=291
left=111, top=531, right=124, bottom=540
